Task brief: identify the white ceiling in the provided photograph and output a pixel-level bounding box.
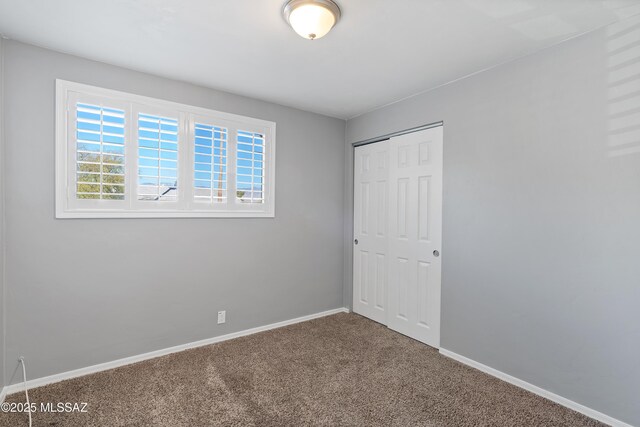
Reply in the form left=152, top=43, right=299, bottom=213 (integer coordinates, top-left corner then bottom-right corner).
left=0, top=0, right=639, bottom=119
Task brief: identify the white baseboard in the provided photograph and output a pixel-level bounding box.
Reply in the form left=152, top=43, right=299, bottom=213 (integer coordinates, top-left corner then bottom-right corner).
left=3, top=307, right=349, bottom=397
left=439, top=348, right=633, bottom=427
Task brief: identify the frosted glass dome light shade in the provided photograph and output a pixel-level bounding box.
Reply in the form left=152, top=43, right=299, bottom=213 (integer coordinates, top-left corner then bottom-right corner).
left=283, top=0, right=341, bottom=40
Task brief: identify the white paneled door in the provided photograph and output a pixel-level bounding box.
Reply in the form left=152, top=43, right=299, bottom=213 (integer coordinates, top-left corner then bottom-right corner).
left=352, top=140, right=390, bottom=324
left=353, top=126, right=443, bottom=348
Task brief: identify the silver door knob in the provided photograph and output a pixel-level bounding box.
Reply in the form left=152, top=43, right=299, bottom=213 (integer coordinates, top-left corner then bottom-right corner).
left=433, top=250, right=440, bottom=257
left=354, top=239, right=359, bottom=245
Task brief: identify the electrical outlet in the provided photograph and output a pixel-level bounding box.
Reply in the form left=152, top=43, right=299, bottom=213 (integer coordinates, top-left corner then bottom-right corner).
left=217, top=310, right=226, bottom=324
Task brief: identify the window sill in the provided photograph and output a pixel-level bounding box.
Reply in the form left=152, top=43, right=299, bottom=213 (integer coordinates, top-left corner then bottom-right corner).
left=55, top=209, right=275, bottom=219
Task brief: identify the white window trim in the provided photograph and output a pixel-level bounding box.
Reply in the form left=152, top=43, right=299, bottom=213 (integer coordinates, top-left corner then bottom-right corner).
left=55, top=79, right=276, bottom=218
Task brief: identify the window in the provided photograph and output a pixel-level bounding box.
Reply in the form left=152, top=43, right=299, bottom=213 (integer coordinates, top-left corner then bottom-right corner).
left=236, top=130, right=264, bottom=204
left=75, top=103, right=126, bottom=200
left=194, top=123, right=227, bottom=203
left=56, top=80, right=276, bottom=218
left=137, top=113, right=179, bottom=202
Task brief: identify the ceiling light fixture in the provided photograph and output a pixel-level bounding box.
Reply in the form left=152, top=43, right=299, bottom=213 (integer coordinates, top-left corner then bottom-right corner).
left=282, top=0, right=341, bottom=40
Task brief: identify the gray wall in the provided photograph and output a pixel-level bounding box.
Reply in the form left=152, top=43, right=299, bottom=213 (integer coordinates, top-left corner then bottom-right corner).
left=2, top=40, right=345, bottom=384
left=346, top=17, right=640, bottom=426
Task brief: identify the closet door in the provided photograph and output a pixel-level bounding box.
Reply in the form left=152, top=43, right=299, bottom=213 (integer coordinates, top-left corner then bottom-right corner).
left=352, top=140, right=390, bottom=324
left=387, top=127, right=443, bottom=348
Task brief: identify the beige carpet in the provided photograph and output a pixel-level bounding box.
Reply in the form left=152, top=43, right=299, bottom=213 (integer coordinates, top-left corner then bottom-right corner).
left=0, top=313, right=603, bottom=426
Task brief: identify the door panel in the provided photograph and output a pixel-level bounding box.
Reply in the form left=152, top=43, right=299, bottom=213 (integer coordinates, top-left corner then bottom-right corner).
left=387, top=127, right=443, bottom=348
left=353, top=141, right=389, bottom=324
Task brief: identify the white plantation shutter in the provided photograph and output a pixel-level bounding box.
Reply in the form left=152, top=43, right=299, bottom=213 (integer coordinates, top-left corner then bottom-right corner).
left=75, top=103, right=126, bottom=200
left=137, top=113, right=180, bottom=201
left=193, top=123, right=227, bottom=203
left=236, top=130, right=265, bottom=204
left=56, top=80, right=275, bottom=218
